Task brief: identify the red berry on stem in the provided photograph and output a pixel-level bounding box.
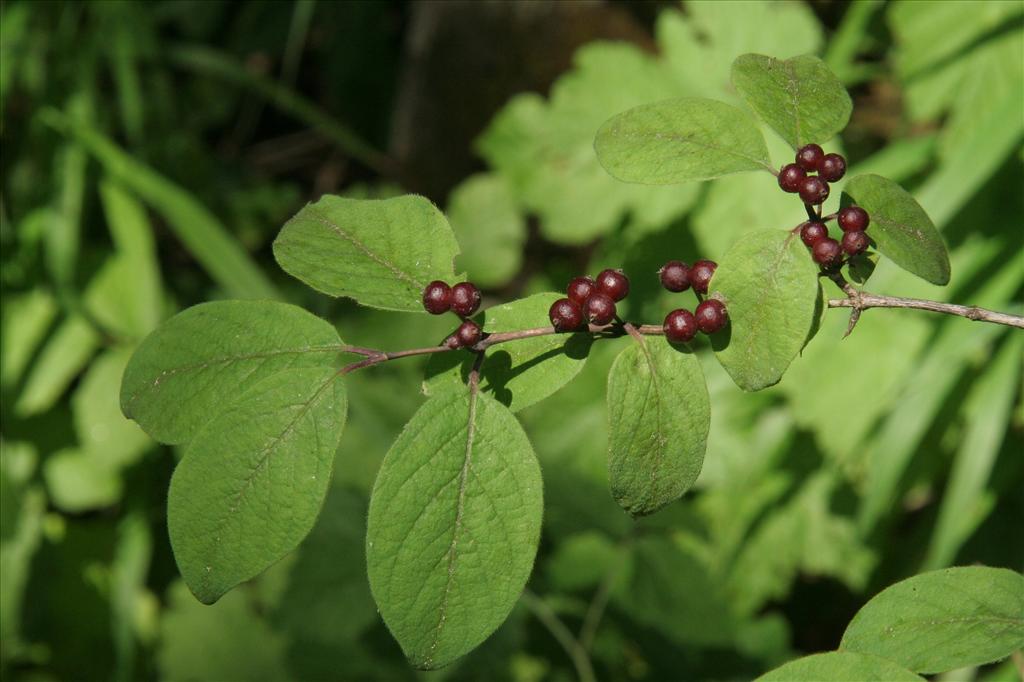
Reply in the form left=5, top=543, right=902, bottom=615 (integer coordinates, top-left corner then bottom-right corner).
left=450, top=282, right=482, bottom=317
left=595, top=269, right=629, bottom=301
left=778, top=163, right=806, bottom=193
left=800, top=222, right=828, bottom=248
left=819, top=153, right=846, bottom=182
left=798, top=176, right=830, bottom=205
left=454, top=320, right=482, bottom=347
left=695, top=299, right=728, bottom=334
left=549, top=298, right=583, bottom=332
left=812, top=237, right=843, bottom=267
left=796, top=144, right=825, bottom=171
left=663, top=309, right=698, bottom=343
left=422, top=281, right=451, bottom=314
left=842, top=230, right=869, bottom=255
left=838, top=205, right=870, bottom=232
left=689, top=259, right=717, bottom=294
left=659, top=260, right=691, bottom=292
left=566, top=276, right=596, bottom=305
left=584, top=293, right=616, bottom=325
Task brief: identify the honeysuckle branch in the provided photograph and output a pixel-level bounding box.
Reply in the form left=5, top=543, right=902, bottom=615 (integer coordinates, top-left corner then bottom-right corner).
left=827, top=293, right=1024, bottom=329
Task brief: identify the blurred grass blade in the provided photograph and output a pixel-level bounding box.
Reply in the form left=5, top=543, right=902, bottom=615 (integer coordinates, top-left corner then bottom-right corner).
left=1, top=289, right=58, bottom=388
left=47, top=94, right=91, bottom=288
left=167, top=44, right=394, bottom=176
left=824, top=1, right=885, bottom=85
left=923, top=334, right=1022, bottom=569
left=111, top=512, right=152, bottom=682
left=14, top=315, right=99, bottom=417
left=41, top=108, right=281, bottom=301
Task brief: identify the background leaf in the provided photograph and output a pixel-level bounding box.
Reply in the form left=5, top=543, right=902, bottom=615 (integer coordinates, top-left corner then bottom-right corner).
left=446, top=174, right=526, bottom=289
left=756, top=651, right=924, bottom=681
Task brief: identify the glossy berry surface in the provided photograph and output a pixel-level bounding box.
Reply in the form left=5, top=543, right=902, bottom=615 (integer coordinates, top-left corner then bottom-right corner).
left=689, top=259, right=717, bottom=295
left=818, top=153, right=847, bottom=182
left=842, top=230, right=869, bottom=255
left=595, top=269, right=630, bottom=301
left=800, top=222, right=828, bottom=247
left=663, top=309, right=698, bottom=343
left=422, top=281, right=451, bottom=314
left=548, top=298, right=583, bottom=332
left=796, top=144, right=825, bottom=171
left=838, top=205, right=870, bottom=232
left=454, top=320, right=482, bottom=348
left=798, top=176, right=830, bottom=205
left=659, top=260, right=690, bottom=292
left=566, top=276, right=596, bottom=305
left=812, top=237, right=843, bottom=267
left=584, top=293, right=616, bottom=325
left=450, top=282, right=482, bottom=317
left=778, top=163, right=806, bottom=193
left=695, top=299, right=728, bottom=334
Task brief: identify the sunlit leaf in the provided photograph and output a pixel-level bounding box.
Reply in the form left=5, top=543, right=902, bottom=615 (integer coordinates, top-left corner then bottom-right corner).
left=756, top=652, right=924, bottom=681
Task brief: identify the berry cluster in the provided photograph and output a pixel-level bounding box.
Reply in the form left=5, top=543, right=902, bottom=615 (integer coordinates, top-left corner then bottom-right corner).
left=778, top=143, right=846, bottom=206
left=548, top=269, right=630, bottom=331
left=421, top=280, right=484, bottom=349
left=658, top=258, right=728, bottom=343
left=799, top=205, right=871, bottom=268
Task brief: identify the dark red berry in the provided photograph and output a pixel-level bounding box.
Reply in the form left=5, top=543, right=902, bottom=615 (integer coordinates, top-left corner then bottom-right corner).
left=689, top=259, right=717, bottom=295
left=838, top=205, right=870, bottom=232
left=818, top=153, right=846, bottom=182
left=663, top=309, right=698, bottom=343
left=450, top=282, right=482, bottom=317
left=800, top=222, right=829, bottom=248
left=812, top=237, right=843, bottom=267
left=778, top=163, right=806, bottom=193
left=584, top=293, right=616, bottom=325
left=659, top=260, right=690, bottom=292
left=567, top=276, right=596, bottom=305
left=796, top=144, right=825, bottom=172
left=595, top=269, right=630, bottom=301
left=454, top=320, right=482, bottom=348
left=842, top=230, right=869, bottom=256
left=798, top=176, right=830, bottom=205
left=422, top=281, right=451, bottom=314
left=695, top=299, right=728, bottom=334
left=549, top=298, right=583, bottom=332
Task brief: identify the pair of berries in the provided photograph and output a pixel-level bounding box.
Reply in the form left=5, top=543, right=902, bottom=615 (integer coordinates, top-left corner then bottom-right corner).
left=658, top=259, right=717, bottom=295
left=800, top=205, right=871, bottom=268
left=778, top=144, right=846, bottom=206
left=422, top=280, right=484, bottom=349
left=664, top=299, right=728, bottom=342
left=549, top=269, right=630, bottom=331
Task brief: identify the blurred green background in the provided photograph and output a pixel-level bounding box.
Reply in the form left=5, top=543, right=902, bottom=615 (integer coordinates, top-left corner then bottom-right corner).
left=1, top=1, right=1022, bottom=680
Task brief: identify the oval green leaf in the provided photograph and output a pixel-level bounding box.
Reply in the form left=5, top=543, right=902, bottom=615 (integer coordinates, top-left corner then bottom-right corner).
left=423, top=293, right=591, bottom=412
left=121, top=301, right=343, bottom=445
left=843, top=174, right=951, bottom=285
left=731, top=54, right=852, bottom=150
left=168, top=365, right=348, bottom=604
left=756, top=652, right=924, bottom=681
left=710, top=229, right=820, bottom=391
left=594, top=98, right=772, bottom=185
left=273, top=194, right=461, bottom=311
left=840, top=566, right=1024, bottom=674
left=607, top=337, right=710, bottom=516
left=366, top=391, right=543, bottom=669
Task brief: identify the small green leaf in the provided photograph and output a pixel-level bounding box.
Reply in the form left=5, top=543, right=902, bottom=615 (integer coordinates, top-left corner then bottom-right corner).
left=447, top=174, right=526, bottom=289
left=731, top=54, right=852, bottom=149
left=168, top=365, right=348, bottom=604
left=121, top=301, right=343, bottom=445
left=594, top=97, right=772, bottom=185
left=843, top=174, right=951, bottom=285
left=43, top=449, right=123, bottom=513
left=607, top=337, right=709, bottom=516
left=840, top=566, right=1024, bottom=674
left=15, top=314, right=99, bottom=417
left=73, top=349, right=152, bottom=469
left=273, top=194, right=460, bottom=311
left=756, top=652, right=925, bottom=681
left=423, top=293, right=590, bottom=412
left=710, top=230, right=820, bottom=391
left=366, top=391, right=543, bottom=669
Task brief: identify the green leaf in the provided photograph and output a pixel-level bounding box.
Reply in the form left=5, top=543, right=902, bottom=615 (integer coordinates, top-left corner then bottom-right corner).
left=366, top=391, right=543, bottom=669
left=273, top=194, right=460, bottom=312
left=731, top=54, right=852, bottom=149
left=43, top=449, right=123, bottom=512
left=447, top=174, right=526, bottom=289
left=843, top=174, right=950, bottom=285
left=840, top=566, right=1024, bottom=674
left=756, top=652, right=924, bottom=681
left=710, top=229, right=820, bottom=391
left=121, top=300, right=343, bottom=445
left=423, top=293, right=591, bottom=412
left=168, top=365, right=347, bottom=604
left=606, top=337, right=710, bottom=516
left=73, top=348, right=152, bottom=469
left=595, top=97, right=772, bottom=185
left=15, top=314, right=99, bottom=417
left=0, top=289, right=57, bottom=389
